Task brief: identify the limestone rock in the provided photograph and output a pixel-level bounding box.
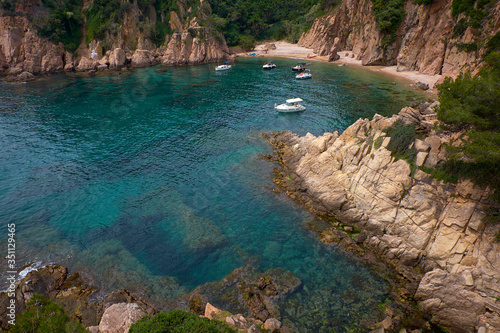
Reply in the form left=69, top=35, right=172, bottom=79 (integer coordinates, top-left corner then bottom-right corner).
left=76, top=57, right=97, bottom=72
left=162, top=14, right=229, bottom=66
left=298, top=0, right=500, bottom=77
left=64, top=51, right=75, bottom=71
left=416, top=81, right=429, bottom=90
left=267, top=105, right=500, bottom=331
left=263, top=318, right=281, bottom=332
left=0, top=15, right=65, bottom=74
left=5, top=71, right=37, bottom=82
left=99, top=303, right=147, bottom=333
left=87, top=326, right=99, bottom=333
left=204, top=302, right=222, bottom=320
left=415, top=151, right=428, bottom=167
left=109, top=48, right=126, bottom=69
left=131, top=49, right=154, bottom=67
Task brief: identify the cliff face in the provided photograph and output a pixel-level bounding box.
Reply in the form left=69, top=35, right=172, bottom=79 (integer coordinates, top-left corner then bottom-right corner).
left=0, top=15, right=66, bottom=75
left=299, top=0, right=500, bottom=77
left=0, top=0, right=229, bottom=77
left=269, top=106, right=500, bottom=332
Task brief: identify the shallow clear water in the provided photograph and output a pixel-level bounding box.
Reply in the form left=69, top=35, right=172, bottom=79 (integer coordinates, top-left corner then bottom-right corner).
left=0, top=58, right=427, bottom=331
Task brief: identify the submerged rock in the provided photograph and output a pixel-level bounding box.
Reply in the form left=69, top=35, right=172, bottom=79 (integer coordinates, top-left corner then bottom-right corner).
left=177, top=266, right=301, bottom=327
left=4, top=71, right=37, bottom=82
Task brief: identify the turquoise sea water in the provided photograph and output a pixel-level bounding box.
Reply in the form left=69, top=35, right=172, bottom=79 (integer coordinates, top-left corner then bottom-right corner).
left=0, top=58, right=427, bottom=331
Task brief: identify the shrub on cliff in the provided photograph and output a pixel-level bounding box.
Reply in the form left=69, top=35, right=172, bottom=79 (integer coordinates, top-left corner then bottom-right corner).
left=34, top=0, right=83, bottom=53
left=371, top=0, right=406, bottom=46
left=10, top=294, right=87, bottom=333
left=384, top=118, right=417, bottom=162
left=437, top=51, right=500, bottom=226
left=437, top=52, right=500, bottom=163
left=128, top=309, right=237, bottom=333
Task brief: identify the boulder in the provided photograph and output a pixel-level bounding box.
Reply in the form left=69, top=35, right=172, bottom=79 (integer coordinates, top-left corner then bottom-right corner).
left=204, top=302, right=222, bottom=320
left=5, top=71, right=36, bottom=82
left=263, top=318, right=281, bottom=332
left=76, top=57, right=97, bottom=71
left=109, top=48, right=126, bottom=69
left=41, top=50, right=64, bottom=72
left=416, top=81, right=429, bottom=90
left=131, top=50, right=153, bottom=67
left=98, top=303, right=147, bottom=333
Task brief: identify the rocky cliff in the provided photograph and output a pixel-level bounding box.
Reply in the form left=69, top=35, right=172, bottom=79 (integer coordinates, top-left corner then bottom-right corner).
left=299, top=0, right=500, bottom=78
left=0, top=0, right=229, bottom=78
left=268, top=105, right=500, bottom=332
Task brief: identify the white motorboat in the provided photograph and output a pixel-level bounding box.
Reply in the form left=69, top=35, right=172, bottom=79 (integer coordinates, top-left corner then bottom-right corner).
left=274, top=98, right=306, bottom=112
left=215, top=62, right=232, bottom=71
left=296, top=69, right=312, bottom=79
left=263, top=61, right=276, bottom=69
left=291, top=63, right=306, bottom=71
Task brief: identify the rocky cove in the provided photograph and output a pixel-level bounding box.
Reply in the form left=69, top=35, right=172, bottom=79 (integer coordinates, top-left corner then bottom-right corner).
left=266, top=103, right=500, bottom=332
left=1, top=0, right=499, bottom=332
left=0, top=0, right=230, bottom=81
left=1, top=100, right=499, bottom=333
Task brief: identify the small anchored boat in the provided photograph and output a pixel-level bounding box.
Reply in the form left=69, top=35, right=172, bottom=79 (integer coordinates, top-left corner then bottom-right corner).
left=263, top=60, right=276, bottom=69
left=291, top=63, right=306, bottom=71
left=295, top=69, right=312, bottom=79
left=215, top=61, right=232, bottom=71
left=274, top=98, right=306, bottom=112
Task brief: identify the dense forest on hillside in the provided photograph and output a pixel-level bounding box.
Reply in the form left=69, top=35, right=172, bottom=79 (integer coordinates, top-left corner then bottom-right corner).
left=2, top=0, right=499, bottom=52
left=207, top=0, right=337, bottom=45
left=0, top=0, right=336, bottom=51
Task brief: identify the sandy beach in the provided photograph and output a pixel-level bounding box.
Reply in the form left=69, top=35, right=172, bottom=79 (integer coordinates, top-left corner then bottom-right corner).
left=240, top=41, right=441, bottom=95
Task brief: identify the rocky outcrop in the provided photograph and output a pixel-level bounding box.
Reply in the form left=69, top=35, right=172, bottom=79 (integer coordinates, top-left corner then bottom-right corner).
left=267, top=104, right=500, bottom=332
left=131, top=49, right=155, bottom=67
left=4, top=71, right=36, bottom=82
left=108, top=48, right=127, bottom=69
left=0, top=15, right=65, bottom=75
left=1, top=0, right=229, bottom=77
left=177, top=267, right=301, bottom=326
left=299, top=0, right=500, bottom=77
left=161, top=15, right=229, bottom=66
left=0, top=265, right=157, bottom=331
left=98, top=303, right=147, bottom=333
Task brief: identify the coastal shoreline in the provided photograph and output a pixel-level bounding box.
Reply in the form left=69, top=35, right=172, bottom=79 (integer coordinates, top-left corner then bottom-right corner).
left=237, top=41, right=441, bottom=96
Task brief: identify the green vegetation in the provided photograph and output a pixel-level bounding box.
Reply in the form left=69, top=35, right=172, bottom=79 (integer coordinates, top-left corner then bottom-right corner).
left=10, top=294, right=87, bottom=333
left=207, top=0, right=337, bottom=47
left=435, top=51, right=500, bottom=230
left=451, top=0, right=494, bottom=29
left=371, top=0, right=406, bottom=46
left=413, top=0, right=434, bottom=4
left=485, top=31, right=500, bottom=56
left=84, top=0, right=122, bottom=45
left=33, top=0, right=83, bottom=53
left=384, top=118, right=417, bottom=171
left=374, top=136, right=384, bottom=150
left=128, top=309, right=237, bottom=333
left=455, top=42, right=478, bottom=53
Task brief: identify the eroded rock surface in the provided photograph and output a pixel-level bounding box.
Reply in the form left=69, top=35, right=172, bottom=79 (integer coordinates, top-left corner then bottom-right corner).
left=268, top=103, right=500, bottom=331
left=299, top=0, right=500, bottom=77
left=0, top=0, right=229, bottom=76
